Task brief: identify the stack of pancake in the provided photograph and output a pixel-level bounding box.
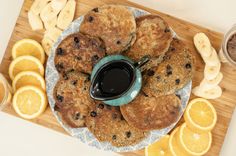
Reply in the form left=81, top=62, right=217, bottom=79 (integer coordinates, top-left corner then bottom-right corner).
left=53, top=4, right=195, bottom=147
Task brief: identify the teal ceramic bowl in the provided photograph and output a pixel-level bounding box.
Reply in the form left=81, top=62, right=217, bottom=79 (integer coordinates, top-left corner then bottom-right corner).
left=90, top=55, right=142, bottom=106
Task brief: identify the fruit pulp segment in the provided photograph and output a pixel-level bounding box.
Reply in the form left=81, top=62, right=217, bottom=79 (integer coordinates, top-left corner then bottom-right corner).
left=16, top=90, right=41, bottom=115
left=189, top=101, right=214, bottom=127
left=170, top=129, right=189, bottom=156
left=16, top=43, right=41, bottom=59
left=15, top=75, right=42, bottom=90
left=182, top=125, right=211, bottom=153
left=147, top=136, right=170, bottom=156
left=13, top=60, right=40, bottom=76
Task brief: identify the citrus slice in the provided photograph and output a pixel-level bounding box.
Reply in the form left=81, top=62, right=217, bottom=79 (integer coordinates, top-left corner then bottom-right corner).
left=169, top=127, right=190, bottom=156
left=12, top=39, right=45, bottom=64
left=9, top=55, right=44, bottom=80
left=184, top=98, right=217, bottom=132
left=177, top=123, right=212, bottom=155
left=145, top=135, right=171, bottom=156
left=13, top=86, right=47, bottom=119
left=12, top=71, right=46, bottom=92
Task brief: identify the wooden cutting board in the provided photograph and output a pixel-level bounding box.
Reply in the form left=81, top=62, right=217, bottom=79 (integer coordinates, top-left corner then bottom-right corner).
left=1, top=0, right=236, bottom=155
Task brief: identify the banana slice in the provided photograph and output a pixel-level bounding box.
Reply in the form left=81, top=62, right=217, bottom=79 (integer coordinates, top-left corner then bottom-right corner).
left=30, top=0, right=51, bottom=15
left=200, top=72, right=223, bottom=90
left=51, top=0, right=67, bottom=11
left=44, top=17, right=57, bottom=30
left=40, top=2, right=60, bottom=22
left=194, top=33, right=212, bottom=58
left=57, top=0, right=76, bottom=30
left=203, top=47, right=220, bottom=66
left=41, top=37, right=54, bottom=56
left=44, top=27, right=62, bottom=42
left=204, top=62, right=221, bottom=80
left=28, top=11, right=44, bottom=31
left=192, top=85, right=222, bottom=99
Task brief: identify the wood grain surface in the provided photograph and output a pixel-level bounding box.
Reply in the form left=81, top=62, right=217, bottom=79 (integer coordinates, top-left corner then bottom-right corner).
left=1, top=0, right=236, bottom=155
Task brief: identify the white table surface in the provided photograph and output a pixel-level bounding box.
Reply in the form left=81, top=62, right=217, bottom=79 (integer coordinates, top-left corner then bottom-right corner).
left=0, top=0, right=236, bottom=155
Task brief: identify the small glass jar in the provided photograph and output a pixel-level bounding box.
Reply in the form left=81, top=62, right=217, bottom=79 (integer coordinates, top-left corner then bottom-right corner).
left=0, top=73, right=12, bottom=111
left=219, top=24, right=236, bottom=67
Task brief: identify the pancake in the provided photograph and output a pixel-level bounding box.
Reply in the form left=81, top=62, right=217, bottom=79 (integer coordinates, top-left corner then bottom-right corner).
left=142, top=38, right=195, bottom=97
left=58, top=102, right=91, bottom=128
left=54, top=71, right=95, bottom=128
left=120, top=93, right=181, bottom=131
left=125, top=15, right=173, bottom=69
left=79, top=5, right=136, bottom=55
left=54, top=32, right=105, bottom=74
left=85, top=103, right=146, bottom=147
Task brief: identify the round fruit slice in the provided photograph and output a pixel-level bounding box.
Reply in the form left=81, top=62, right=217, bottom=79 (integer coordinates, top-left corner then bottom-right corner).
left=145, top=135, right=171, bottom=156
left=41, top=37, right=54, bottom=56
left=12, top=71, right=46, bottom=92
left=184, top=98, right=217, bottom=132
left=192, top=85, right=222, bottom=100
left=200, top=72, right=223, bottom=90
left=9, top=55, right=44, bottom=80
left=203, top=47, right=220, bottom=66
left=177, top=123, right=212, bottom=156
left=204, top=62, right=221, bottom=81
left=193, top=33, right=212, bottom=58
left=13, top=86, right=47, bottom=119
left=169, top=127, right=190, bottom=156
left=12, top=39, right=45, bottom=64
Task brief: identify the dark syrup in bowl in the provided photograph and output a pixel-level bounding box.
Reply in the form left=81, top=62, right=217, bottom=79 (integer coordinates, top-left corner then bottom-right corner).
left=90, top=61, right=135, bottom=100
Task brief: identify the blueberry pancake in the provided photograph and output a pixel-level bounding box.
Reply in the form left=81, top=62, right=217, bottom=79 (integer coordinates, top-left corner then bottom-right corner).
left=120, top=93, right=181, bottom=131
left=54, top=32, right=105, bottom=74
left=142, top=38, right=195, bottom=97
left=58, top=101, right=91, bottom=128
left=85, top=103, right=146, bottom=147
left=54, top=71, right=95, bottom=128
left=125, top=15, right=173, bottom=68
left=79, top=5, right=136, bottom=55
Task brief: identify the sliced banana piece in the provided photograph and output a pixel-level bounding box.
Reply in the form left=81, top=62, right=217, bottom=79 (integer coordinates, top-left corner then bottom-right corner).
left=51, top=0, right=67, bottom=11
left=200, top=72, right=223, bottom=90
left=41, top=37, right=54, bottom=56
left=40, top=2, right=60, bottom=22
left=30, top=0, right=51, bottom=15
left=204, top=62, right=221, bottom=80
left=44, top=27, right=62, bottom=42
left=28, top=11, right=44, bottom=31
left=57, top=0, right=76, bottom=30
left=203, top=47, right=220, bottom=66
left=192, top=85, right=222, bottom=99
left=44, top=17, right=57, bottom=30
left=194, top=33, right=212, bottom=58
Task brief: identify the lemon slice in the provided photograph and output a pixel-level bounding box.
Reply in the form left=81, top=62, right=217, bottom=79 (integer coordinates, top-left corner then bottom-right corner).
left=145, top=135, right=171, bottom=156
left=12, top=71, right=46, bottom=92
left=9, top=55, right=44, bottom=80
left=13, top=86, right=47, bottom=119
left=177, top=123, right=212, bottom=156
left=169, top=127, right=190, bottom=156
left=12, top=39, right=45, bottom=64
left=184, top=98, right=217, bottom=132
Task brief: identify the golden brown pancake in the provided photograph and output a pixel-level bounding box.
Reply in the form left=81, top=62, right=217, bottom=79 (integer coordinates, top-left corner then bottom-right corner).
left=54, top=71, right=95, bottom=128
left=120, top=93, right=181, bottom=131
left=86, top=103, right=146, bottom=147
left=125, top=15, right=173, bottom=68
left=79, top=5, right=136, bottom=55
left=54, top=32, right=105, bottom=74
left=142, top=38, right=195, bottom=97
